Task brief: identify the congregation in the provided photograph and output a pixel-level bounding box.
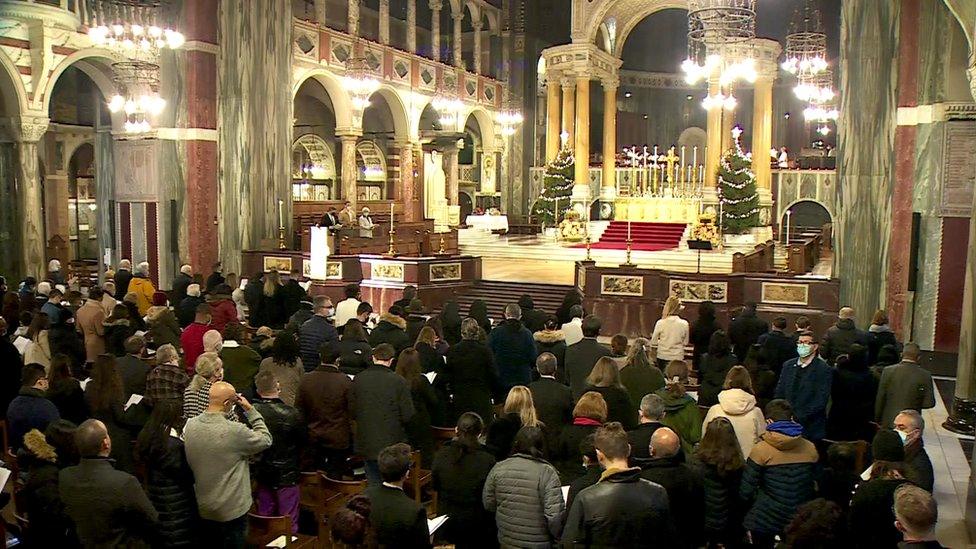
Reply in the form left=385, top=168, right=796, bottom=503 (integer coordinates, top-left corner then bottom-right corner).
left=0, top=262, right=946, bottom=549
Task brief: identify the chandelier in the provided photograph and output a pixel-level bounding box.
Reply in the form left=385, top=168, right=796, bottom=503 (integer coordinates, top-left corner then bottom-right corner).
left=432, top=83, right=464, bottom=130
left=107, top=61, right=165, bottom=133
left=344, top=42, right=381, bottom=110
left=795, top=68, right=835, bottom=103
left=87, top=0, right=184, bottom=61
left=682, top=0, right=758, bottom=111
left=781, top=3, right=827, bottom=78
left=497, top=95, right=524, bottom=137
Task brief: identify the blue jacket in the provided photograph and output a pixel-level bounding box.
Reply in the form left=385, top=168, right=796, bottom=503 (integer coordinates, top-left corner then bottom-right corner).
left=774, top=356, right=832, bottom=440
left=6, top=388, right=60, bottom=449
left=487, top=319, right=537, bottom=391
left=298, top=315, right=338, bottom=372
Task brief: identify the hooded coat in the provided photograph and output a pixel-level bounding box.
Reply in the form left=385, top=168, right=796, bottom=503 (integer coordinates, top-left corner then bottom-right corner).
left=533, top=330, right=567, bottom=380
left=655, top=388, right=702, bottom=456
left=368, top=313, right=410, bottom=354
left=19, top=429, right=77, bottom=548
left=740, top=423, right=818, bottom=536
left=128, top=274, right=157, bottom=316
left=702, top=388, right=766, bottom=457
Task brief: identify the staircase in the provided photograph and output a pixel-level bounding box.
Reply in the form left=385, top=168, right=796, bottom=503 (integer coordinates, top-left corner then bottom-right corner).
left=576, top=221, right=687, bottom=252
left=437, top=280, right=575, bottom=321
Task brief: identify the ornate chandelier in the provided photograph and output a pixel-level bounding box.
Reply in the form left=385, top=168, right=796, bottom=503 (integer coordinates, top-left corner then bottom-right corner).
left=432, top=83, right=464, bottom=130
left=781, top=3, right=827, bottom=78
left=87, top=0, right=184, bottom=61
left=682, top=0, right=758, bottom=111
left=497, top=95, right=524, bottom=137
left=344, top=48, right=380, bottom=111
left=106, top=61, right=165, bottom=133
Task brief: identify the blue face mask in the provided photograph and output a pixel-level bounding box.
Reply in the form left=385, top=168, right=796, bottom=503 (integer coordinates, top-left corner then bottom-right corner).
left=797, top=343, right=813, bottom=358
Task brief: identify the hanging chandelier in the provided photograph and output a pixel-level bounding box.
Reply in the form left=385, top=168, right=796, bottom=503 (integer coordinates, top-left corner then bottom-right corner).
left=432, top=82, right=464, bottom=130
left=497, top=96, right=524, bottom=137
left=781, top=3, right=827, bottom=78
left=682, top=0, right=758, bottom=111
left=106, top=61, right=165, bottom=133
left=87, top=0, right=184, bottom=61
left=795, top=68, right=835, bottom=103
left=344, top=41, right=381, bottom=110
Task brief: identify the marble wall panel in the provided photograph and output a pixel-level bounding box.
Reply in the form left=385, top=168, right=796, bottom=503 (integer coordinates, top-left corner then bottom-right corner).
left=911, top=122, right=946, bottom=349
left=218, top=0, right=294, bottom=273
left=0, top=144, right=22, bottom=280
left=94, top=132, right=114, bottom=269
left=836, top=0, right=899, bottom=320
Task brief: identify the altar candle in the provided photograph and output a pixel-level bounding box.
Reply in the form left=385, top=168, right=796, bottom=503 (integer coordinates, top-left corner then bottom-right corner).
left=390, top=201, right=395, bottom=231
left=785, top=210, right=792, bottom=245
left=627, top=220, right=632, bottom=241
left=680, top=146, right=686, bottom=176
left=278, top=199, right=284, bottom=228
left=692, top=146, right=698, bottom=172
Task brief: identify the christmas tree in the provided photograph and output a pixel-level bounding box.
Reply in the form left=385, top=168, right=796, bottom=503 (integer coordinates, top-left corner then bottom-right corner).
left=718, top=127, right=760, bottom=234
left=531, top=146, right=574, bottom=226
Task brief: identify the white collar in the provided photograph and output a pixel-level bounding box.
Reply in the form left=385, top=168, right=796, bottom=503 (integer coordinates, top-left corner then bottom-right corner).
left=540, top=375, right=556, bottom=380
left=382, top=482, right=403, bottom=491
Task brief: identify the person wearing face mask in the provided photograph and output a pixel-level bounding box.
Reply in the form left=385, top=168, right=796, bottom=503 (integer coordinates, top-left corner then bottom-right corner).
left=184, top=380, right=272, bottom=548
left=774, top=330, right=832, bottom=442
left=298, top=295, right=338, bottom=373
left=894, top=409, right=934, bottom=492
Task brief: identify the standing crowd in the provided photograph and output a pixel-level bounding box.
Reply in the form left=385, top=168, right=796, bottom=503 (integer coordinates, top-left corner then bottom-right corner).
left=0, top=263, right=947, bottom=548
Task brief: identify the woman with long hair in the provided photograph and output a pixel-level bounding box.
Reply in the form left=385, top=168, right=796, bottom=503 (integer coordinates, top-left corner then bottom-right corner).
left=182, top=352, right=224, bottom=420
left=650, top=296, right=690, bottom=367
left=252, top=270, right=284, bottom=328
left=47, top=353, right=88, bottom=424
left=556, top=391, right=607, bottom=482
left=694, top=416, right=747, bottom=548
left=485, top=385, right=539, bottom=461
left=584, top=356, right=636, bottom=430
left=867, top=309, right=899, bottom=365
left=395, top=348, right=441, bottom=466
left=136, top=400, right=198, bottom=547
left=655, top=360, right=702, bottom=455
left=698, top=330, right=739, bottom=407
left=257, top=332, right=303, bottom=406
left=85, top=354, right=138, bottom=472
left=849, top=430, right=912, bottom=548
left=702, top=365, right=765, bottom=457
left=439, top=300, right=463, bottom=345
left=423, top=317, right=450, bottom=355
left=337, top=319, right=372, bottom=375
left=467, top=300, right=492, bottom=333
left=24, top=312, right=52, bottom=371
left=484, top=426, right=564, bottom=548
left=619, top=338, right=665, bottom=408
left=414, top=325, right=443, bottom=374
left=555, top=290, right=582, bottom=325
left=690, top=300, right=721, bottom=369
left=431, top=412, right=497, bottom=548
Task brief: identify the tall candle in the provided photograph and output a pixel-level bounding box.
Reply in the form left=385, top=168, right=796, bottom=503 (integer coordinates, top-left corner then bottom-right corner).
left=785, top=210, right=792, bottom=245
left=692, top=146, right=698, bottom=172
left=627, top=220, right=632, bottom=241
left=390, top=200, right=395, bottom=231
left=680, top=146, right=686, bottom=176
left=278, top=199, right=283, bottom=228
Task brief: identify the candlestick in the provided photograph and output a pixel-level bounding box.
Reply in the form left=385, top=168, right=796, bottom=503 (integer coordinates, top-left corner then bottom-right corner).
left=277, top=199, right=284, bottom=229
left=785, top=210, right=792, bottom=245
left=627, top=220, right=632, bottom=241
left=680, top=146, right=686, bottom=179
left=390, top=201, right=395, bottom=232
left=692, top=146, right=698, bottom=173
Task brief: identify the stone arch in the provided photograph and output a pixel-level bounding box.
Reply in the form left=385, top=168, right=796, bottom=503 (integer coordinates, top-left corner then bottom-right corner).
left=0, top=48, right=26, bottom=117
left=678, top=127, right=706, bottom=153
left=41, top=49, right=123, bottom=129
left=292, top=68, right=354, bottom=129
left=462, top=106, right=497, bottom=151
left=367, top=86, right=411, bottom=141
left=579, top=0, right=686, bottom=57
left=782, top=199, right=833, bottom=230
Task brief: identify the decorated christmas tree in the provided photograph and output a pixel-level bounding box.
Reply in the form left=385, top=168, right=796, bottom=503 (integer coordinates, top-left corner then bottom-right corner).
left=718, top=127, right=760, bottom=234
left=531, top=146, right=574, bottom=226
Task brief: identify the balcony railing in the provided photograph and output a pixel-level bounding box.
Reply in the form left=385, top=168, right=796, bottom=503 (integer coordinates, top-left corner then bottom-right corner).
left=0, top=0, right=87, bottom=29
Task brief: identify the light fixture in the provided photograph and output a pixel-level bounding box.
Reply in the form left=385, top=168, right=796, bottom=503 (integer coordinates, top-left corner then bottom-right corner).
left=816, top=124, right=831, bottom=136
left=803, top=105, right=839, bottom=121
left=87, top=0, right=184, bottom=62
left=624, top=91, right=633, bottom=98
left=107, top=61, right=166, bottom=134
left=497, top=97, right=524, bottom=137
left=683, top=1, right=758, bottom=112
left=781, top=2, right=828, bottom=79
left=432, top=87, right=464, bottom=129
left=344, top=45, right=380, bottom=111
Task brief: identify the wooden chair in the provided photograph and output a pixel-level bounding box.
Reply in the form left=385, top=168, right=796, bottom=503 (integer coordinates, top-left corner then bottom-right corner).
left=406, top=450, right=433, bottom=506
left=5, top=448, right=18, bottom=480
left=298, top=471, right=327, bottom=541
left=321, top=474, right=367, bottom=520
left=245, top=513, right=292, bottom=547
left=431, top=426, right=455, bottom=452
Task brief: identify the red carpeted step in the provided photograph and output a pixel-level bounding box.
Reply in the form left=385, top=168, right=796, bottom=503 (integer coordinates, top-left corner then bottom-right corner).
left=573, top=221, right=687, bottom=251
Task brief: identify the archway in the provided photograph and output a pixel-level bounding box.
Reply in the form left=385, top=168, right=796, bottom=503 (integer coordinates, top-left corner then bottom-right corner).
left=783, top=200, right=831, bottom=231
left=0, top=49, right=25, bottom=117
left=579, top=0, right=687, bottom=56
left=293, top=77, right=340, bottom=201
left=363, top=89, right=407, bottom=199
left=68, top=142, right=97, bottom=262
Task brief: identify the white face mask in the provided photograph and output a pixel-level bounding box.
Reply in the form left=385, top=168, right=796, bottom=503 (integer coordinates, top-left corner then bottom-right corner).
left=895, top=429, right=909, bottom=444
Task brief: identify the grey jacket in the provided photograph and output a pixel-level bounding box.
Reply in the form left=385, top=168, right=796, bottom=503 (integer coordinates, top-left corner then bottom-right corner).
left=875, top=360, right=935, bottom=428
left=184, top=407, right=273, bottom=521
left=483, top=454, right=565, bottom=548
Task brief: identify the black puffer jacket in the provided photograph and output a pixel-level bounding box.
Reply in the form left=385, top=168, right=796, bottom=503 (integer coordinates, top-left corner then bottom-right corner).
left=740, top=426, right=818, bottom=536
left=368, top=313, right=411, bottom=354
left=821, top=318, right=869, bottom=365
left=693, top=458, right=744, bottom=546
left=252, top=396, right=305, bottom=488
left=562, top=467, right=677, bottom=548
left=697, top=352, right=739, bottom=407
left=19, top=431, right=77, bottom=547
left=144, top=434, right=198, bottom=548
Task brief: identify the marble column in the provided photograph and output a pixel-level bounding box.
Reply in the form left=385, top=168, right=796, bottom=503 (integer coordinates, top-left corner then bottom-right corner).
left=397, top=141, right=421, bottom=222
left=944, top=65, right=976, bottom=436
left=574, top=76, right=590, bottom=189
left=314, top=0, right=326, bottom=24
left=705, top=78, right=722, bottom=187
left=339, top=134, right=360, bottom=209
left=721, top=106, right=734, bottom=153
left=452, top=13, right=463, bottom=68
left=378, top=0, right=390, bottom=45
left=406, top=0, right=416, bottom=53
left=561, top=80, right=575, bottom=146
left=12, top=117, right=49, bottom=280
left=218, top=0, right=293, bottom=272
left=472, top=21, right=483, bottom=74
left=94, top=131, right=115, bottom=276
left=835, top=0, right=898, bottom=330
left=751, top=77, right=774, bottom=191
left=444, top=146, right=460, bottom=206
left=545, top=76, right=561, bottom=161
left=430, top=0, right=441, bottom=61
left=601, top=80, right=617, bottom=200
left=0, top=142, right=20, bottom=280
left=348, top=0, right=359, bottom=36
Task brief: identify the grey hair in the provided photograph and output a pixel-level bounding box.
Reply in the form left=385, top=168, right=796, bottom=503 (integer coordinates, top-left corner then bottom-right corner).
left=155, top=344, right=180, bottom=366
left=504, top=303, right=521, bottom=320
left=136, top=261, right=150, bottom=275
left=639, top=393, right=666, bottom=420
left=119, top=259, right=132, bottom=270
left=202, top=329, right=223, bottom=353
left=897, top=409, right=925, bottom=431
left=461, top=317, right=481, bottom=340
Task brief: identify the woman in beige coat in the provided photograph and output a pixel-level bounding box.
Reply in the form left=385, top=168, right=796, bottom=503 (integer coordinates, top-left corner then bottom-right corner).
left=702, top=365, right=766, bottom=457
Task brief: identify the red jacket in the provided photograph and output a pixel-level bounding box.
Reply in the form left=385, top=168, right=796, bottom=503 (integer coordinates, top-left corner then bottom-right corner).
left=209, top=299, right=238, bottom=334
left=181, top=322, right=210, bottom=375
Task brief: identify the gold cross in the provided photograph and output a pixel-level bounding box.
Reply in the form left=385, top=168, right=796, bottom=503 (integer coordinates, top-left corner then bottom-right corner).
left=664, top=146, right=679, bottom=185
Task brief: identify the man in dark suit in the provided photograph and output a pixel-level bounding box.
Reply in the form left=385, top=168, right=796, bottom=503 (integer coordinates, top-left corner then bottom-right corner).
left=729, top=302, right=769, bottom=363
left=757, top=316, right=798, bottom=376
left=774, top=330, right=833, bottom=441
left=875, top=343, right=935, bottom=428
left=565, top=315, right=612, bottom=399
left=639, top=428, right=705, bottom=549
left=59, top=419, right=158, bottom=547
left=319, top=207, right=341, bottom=230
left=821, top=307, right=870, bottom=365
left=364, top=443, right=431, bottom=548
left=352, top=344, right=416, bottom=485
left=116, top=334, right=150, bottom=399
left=114, top=259, right=133, bottom=299
left=518, top=294, right=548, bottom=334
left=628, top=393, right=668, bottom=464
left=528, top=353, right=573, bottom=452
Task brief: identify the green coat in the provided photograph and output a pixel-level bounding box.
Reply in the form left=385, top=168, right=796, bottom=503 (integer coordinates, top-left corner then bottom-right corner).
left=220, top=342, right=262, bottom=394
left=655, top=389, right=703, bottom=455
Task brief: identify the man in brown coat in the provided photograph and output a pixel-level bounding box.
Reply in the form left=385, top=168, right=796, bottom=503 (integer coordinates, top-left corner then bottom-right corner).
left=75, top=287, right=106, bottom=364
left=295, top=342, right=354, bottom=478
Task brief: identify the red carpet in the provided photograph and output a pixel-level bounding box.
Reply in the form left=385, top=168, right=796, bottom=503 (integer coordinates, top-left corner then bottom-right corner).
left=574, top=221, right=687, bottom=252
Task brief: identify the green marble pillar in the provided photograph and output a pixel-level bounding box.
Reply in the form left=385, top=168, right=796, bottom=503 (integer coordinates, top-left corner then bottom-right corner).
left=0, top=143, right=21, bottom=281
left=835, top=0, right=899, bottom=321
left=94, top=131, right=115, bottom=277
left=218, top=0, right=294, bottom=273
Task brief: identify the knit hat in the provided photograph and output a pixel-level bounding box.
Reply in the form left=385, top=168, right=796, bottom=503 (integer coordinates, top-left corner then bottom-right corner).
left=872, top=429, right=905, bottom=462
left=255, top=326, right=274, bottom=338
left=152, top=291, right=169, bottom=307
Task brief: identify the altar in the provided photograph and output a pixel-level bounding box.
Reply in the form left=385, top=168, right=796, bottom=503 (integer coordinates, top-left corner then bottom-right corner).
left=465, top=214, right=509, bottom=232
left=614, top=196, right=702, bottom=223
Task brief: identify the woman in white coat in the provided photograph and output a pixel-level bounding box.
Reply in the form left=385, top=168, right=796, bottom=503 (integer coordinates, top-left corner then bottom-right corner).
left=702, top=365, right=766, bottom=458
left=650, top=296, right=689, bottom=368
